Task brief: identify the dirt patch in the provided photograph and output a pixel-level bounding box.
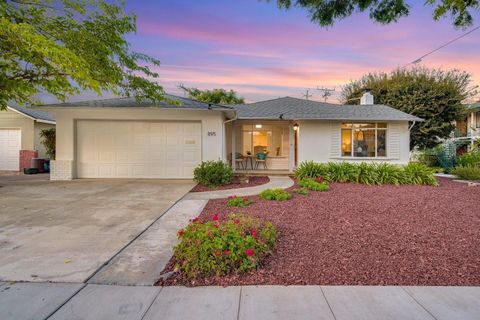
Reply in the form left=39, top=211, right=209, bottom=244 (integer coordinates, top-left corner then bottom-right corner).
left=160, top=178, right=480, bottom=286
left=190, top=176, right=270, bottom=192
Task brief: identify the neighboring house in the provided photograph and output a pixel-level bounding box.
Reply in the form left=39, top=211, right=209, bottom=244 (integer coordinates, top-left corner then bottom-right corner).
left=36, top=92, right=422, bottom=180
left=466, top=102, right=480, bottom=139
left=0, top=106, right=56, bottom=171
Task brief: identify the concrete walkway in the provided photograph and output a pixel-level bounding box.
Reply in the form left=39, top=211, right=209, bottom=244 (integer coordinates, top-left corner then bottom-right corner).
left=80, top=176, right=293, bottom=285
left=1, top=282, right=479, bottom=320
left=88, top=199, right=208, bottom=286
left=184, top=176, right=294, bottom=200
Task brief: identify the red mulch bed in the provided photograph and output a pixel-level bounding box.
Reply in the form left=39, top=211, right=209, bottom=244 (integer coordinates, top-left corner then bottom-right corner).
left=190, top=176, right=270, bottom=192
left=159, top=178, right=480, bottom=286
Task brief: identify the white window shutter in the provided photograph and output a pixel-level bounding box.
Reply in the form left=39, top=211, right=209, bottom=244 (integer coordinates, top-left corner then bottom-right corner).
left=388, top=123, right=401, bottom=159
left=330, top=122, right=341, bottom=158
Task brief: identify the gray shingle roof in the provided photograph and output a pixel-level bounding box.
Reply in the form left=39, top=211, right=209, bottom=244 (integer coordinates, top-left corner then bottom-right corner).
left=232, top=97, right=423, bottom=121
left=38, top=94, right=233, bottom=111
left=9, top=106, right=55, bottom=122
left=467, top=102, right=480, bottom=111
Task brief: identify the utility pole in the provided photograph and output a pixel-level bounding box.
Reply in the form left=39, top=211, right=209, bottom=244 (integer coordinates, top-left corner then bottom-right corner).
left=316, top=86, right=336, bottom=102
left=302, top=88, right=313, bottom=100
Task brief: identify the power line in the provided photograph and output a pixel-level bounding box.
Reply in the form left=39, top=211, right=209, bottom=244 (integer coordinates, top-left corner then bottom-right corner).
left=302, top=88, right=313, bottom=100
left=401, top=25, right=480, bottom=69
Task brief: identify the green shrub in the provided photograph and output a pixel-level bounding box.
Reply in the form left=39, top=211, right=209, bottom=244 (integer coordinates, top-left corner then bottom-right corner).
left=295, top=161, right=329, bottom=180
left=327, top=162, right=359, bottom=182
left=174, top=213, right=277, bottom=279
left=452, top=165, right=480, bottom=181
left=299, top=178, right=329, bottom=191
left=375, top=163, right=402, bottom=185
left=400, top=163, right=438, bottom=186
left=417, top=147, right=441, bottom=167
left=259, top=188, right=292, bottom=201
left=294, top=161, right=437, bottom=186
left=293, top=187, right=310, bottom=195
left=39, top=128, right=56, bottom=159
left=193, top=160, right=233, bottom=187
left=457, top=149, right=480, bottom=167
left=227, top=196, right=253, bottom=207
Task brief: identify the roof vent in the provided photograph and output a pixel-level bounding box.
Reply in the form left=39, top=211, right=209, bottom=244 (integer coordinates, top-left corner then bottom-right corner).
left=360, top=90, right=374, bottom=105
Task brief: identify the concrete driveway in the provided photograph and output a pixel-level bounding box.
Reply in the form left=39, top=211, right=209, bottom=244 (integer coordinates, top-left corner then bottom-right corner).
left=0, top=176, right=194, bottom=283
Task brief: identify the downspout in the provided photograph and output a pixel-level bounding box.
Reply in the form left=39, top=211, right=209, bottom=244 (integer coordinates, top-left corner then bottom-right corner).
left=408, top=121, right=416, bottom=131
left=222, top=114, right=237, bottom=165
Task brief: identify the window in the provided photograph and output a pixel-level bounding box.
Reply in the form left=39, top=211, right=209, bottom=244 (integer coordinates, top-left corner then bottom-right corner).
left=239, top=124, right=285, bottom=156
left=341, top=123, right=387, bottom=157
left=476, top=112, right=480, bottom=128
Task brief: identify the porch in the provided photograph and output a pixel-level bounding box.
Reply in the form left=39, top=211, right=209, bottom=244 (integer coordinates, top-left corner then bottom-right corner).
left=225, top=120, right=297, bottom=173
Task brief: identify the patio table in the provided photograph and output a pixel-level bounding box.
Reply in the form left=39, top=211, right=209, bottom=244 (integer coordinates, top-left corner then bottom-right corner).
left=243, top=155, right=255, bottom=170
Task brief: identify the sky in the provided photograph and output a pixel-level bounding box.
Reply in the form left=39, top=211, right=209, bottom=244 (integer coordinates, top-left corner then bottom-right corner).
left=81, top=0, right=480, bottom=103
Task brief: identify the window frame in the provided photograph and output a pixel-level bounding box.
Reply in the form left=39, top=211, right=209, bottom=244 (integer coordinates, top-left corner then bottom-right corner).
left=340, top=122, right=388, bottom=158
left=240, top=124, right=285, bottom=157
left=476, top=111, right=480, bottom=128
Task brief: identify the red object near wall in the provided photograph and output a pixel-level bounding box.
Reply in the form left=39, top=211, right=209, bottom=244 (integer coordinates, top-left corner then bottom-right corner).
left=19, top=150, right=38, bottom=172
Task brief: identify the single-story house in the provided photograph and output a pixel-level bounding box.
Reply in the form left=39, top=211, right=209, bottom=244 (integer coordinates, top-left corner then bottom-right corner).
left=0, top=106, right=56, bottom=171
left=36, top=92, right=422, bottom=180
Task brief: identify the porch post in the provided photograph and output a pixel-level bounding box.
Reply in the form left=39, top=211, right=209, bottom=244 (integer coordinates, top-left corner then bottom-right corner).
left=471, top=112, right=475, bottom=147
left=232, top=121, right=236, bottom=170
left=289, top=122, right=295, bottom=172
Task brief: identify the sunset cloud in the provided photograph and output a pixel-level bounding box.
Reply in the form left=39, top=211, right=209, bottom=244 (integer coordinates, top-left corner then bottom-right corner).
left=124, top=0, right=480, bottom=102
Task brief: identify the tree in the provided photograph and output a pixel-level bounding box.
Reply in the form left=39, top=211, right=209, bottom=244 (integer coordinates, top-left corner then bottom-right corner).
left=40, top=128, right=56, bottom=159
left=275, top=0, right=479, bottom=28
left=0, top=0, right=167, bottom=110
left=342, top=68, right=473, bottom=149
left=179, top=85, right=245, bottom=104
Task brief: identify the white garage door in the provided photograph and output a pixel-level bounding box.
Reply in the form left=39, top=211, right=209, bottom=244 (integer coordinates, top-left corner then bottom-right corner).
left=0, top=129, right=21, bottom=171
left=76, top=120, right=202, bottom=178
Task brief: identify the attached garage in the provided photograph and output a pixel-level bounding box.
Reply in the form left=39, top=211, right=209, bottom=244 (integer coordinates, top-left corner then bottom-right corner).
left=76, top=120, right=202, bottom=179
left=0, top=129, right=21, bottom=170
left=36, top=95, right=234, bottom=180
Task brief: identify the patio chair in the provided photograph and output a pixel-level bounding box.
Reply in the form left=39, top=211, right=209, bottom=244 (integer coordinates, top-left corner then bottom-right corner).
left=234, top=153, right=246, bottom=170
left=254, top=152, right=268, bottom=169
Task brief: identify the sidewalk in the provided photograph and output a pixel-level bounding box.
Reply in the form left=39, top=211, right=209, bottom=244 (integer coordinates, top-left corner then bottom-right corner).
left=1, top=282, right=479, bottom=320
left=184, top=176, right=294, bottom=200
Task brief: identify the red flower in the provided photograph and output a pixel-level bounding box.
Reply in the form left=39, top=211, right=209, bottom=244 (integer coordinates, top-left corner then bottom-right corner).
left=212, top=213, right=219, bottom=221
left=207, top=231, right=213, bottom=238
left=213, top=250, right=221, bottom=257
left=195, top=239, right=201, bottom=246
left=315, top=176, right=324, bottom=183
left=191, top=217, right=199, bottom=223
left=214, top=223, right=219, bottom=228
left=251, top=229, right=257, bottom=238
left=224, top=250, right=229, bottom=257
left=245, top=248, right=254, bottom=256
left=234, top=219, right=240, bottom=224
left=177, top=229, right=184, bottom=238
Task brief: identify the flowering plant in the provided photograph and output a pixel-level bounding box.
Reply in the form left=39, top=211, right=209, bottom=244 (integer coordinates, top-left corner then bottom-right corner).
left=173, top=213, right=276, bottom=279
left=227, top=195, right=253, bottom=207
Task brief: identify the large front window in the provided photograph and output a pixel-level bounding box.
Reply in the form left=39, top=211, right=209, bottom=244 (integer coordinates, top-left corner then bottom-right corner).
left=341, top=123, right=387, bottom=157
left=240, top=124, right=286, bottom=156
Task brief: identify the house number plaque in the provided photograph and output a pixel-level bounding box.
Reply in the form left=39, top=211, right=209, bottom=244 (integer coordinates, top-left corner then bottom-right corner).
left=207, top=131, right=216, bottom=136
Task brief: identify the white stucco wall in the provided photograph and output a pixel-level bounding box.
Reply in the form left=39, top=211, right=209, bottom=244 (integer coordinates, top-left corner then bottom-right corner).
left=0, top=108, right=34, bottom=150
left=40, top=107, right=226, bottom=179
left=297, top=120, right=411, bottom=165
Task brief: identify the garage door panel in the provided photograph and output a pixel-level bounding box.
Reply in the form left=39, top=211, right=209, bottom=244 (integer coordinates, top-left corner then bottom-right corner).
left=0, top=129, right=21, bottom=170
left=77, top=121, right=202, bottom=178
